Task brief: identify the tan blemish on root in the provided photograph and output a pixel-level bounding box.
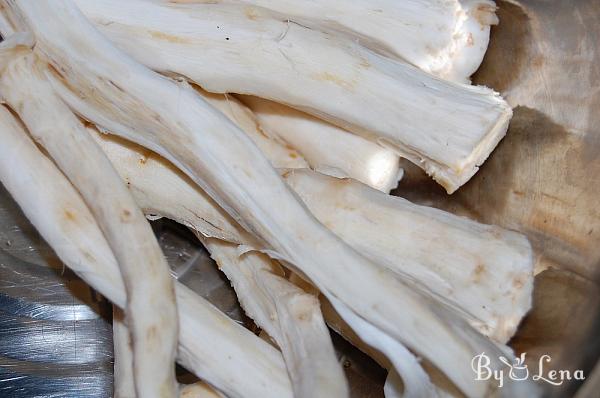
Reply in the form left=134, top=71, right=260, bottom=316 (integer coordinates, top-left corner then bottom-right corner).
left=531, top=55, right=544, bottom=69
left=120, top=209, right=133, bottom=222
left=311, top=72, right=355, bottom=91
left=336, top=202, right=356, bottom=211
left=467, top=33, right=474, bottom=47
left=82, top=250, right=96, bottom=263
left=359, top=57, right=371, bottom=69
left=255, top=125, right=271, bottom=140
left=472, top=264, right=486, bottom=282
left=146, top=325, right=158, bottom=341
left=513, top=275, right=525, bottom=289
left=297, top=311, right=310, bottom=321
left=244, top=6, right=260, bottom=20
left=64, top=209, right=77, bottom=221
left=472, top=4, right=499, bottom=26
left=148, top=30, right=190, bottom=44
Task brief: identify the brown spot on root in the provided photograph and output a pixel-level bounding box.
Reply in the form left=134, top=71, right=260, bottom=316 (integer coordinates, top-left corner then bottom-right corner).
left=472, top=4, right=499, bottom=26
left=467, top=33, right=474, bottom=47
left=297, top=312, right=310, bottom=321
left=120, top=209, right=132, bottom=222
left=46, top=62, right=66, bottom=80
left=288, top=152, right=298, bottom=159
left=255, top=124, right=270, bottom=139
left=359, top=57, right=371, bottom=69
left=244, top=6, right=259, bottom=20
left=531, top=55, right=544, bottom=69
left=82, top=250, right=96, bottom=263
left=146, top=325, right=158, bottom=341
left=472, top=263, right=486, bottom=282
left=181, top=390, right=193, bottom=398
left=336, top=202, right=356, bottom=211
left=311, top=72, right=355, bottom=90
left=513, top=275, right=525, bottom=289
left=148, top=30, right=191, bottom=44
left=64, top=209, right=77, bottom=221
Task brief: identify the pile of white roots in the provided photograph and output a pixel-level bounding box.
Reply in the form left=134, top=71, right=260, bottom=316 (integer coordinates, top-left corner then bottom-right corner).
left=0, top=1, right=538, bottom=397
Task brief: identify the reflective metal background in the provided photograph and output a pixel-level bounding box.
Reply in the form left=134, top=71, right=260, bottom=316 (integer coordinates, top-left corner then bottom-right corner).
left=1, top=0, right=599, bottom=396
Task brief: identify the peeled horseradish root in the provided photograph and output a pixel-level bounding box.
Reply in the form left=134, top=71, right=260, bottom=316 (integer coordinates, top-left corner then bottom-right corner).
left=74, top=0, right=511, bottom=193
left=215, top=0, right=498, bottom=83
left=0, top=103, right=294, bottom=398
left=90, top=109, right=533, bottom=396
left=0, top=34, right=179, bottom=398
left=238, top=95, right=403, bottom=193
left=1, top=0, right=533, bottom=396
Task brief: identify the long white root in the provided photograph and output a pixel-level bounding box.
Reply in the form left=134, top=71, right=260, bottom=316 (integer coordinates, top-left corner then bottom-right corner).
left=92, top=125, right=532, bottom=344
left=92, top=128, right=439, bottom=396
left=0, top=36, right=178, bottom=398
left=211, top=0, right=497, bottom=83
left=199, top=90, right=308, bottom=170
left=0, top=104, right=293, bottom=398
left=73, top=0, right=511, bottom=192
left=239, top=96, right=402, bottom=193
left=4, top=1, right=532, bottom=395
left=202, top=238, right=348, bottom=398
left=91, top=128, right=536, bottom=396
left=283, top=169, right=534, bottom=344
left=88, top=85, right=347, bottom=396
left=112, top=307, right=136, bottom=398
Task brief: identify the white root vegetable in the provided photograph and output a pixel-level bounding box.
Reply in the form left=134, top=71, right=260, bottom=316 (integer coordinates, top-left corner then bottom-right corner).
left=94, top=123, right=422, bottom=397
left=239, top=96, right=402, bottom=193
left=0, top=7, right=14, bottom=37
left=0, top=37, right=178, bottom=398
left=201, top=238, right=348, bottom=398
left=113, top=308, right=224, bottom=398
left=212, top=0, right=497, bottom=83
left=0, top=104, right=294, bottom=398
left=72, top=0, right=512, bottom=192
left=92, top=128, right=435, bottom=396
left=199, top=90, right=308, bottom=170
left=87, top=88, right=347, bottom=396
left=91, top=126, right=535, bottom=397
left=92, top=126, right=532, bottom=344
left=283, top=169, right=534, bottom=344
left=112, top=307, right=136, bottom=398
left=4, top=2, right=531, bottom=395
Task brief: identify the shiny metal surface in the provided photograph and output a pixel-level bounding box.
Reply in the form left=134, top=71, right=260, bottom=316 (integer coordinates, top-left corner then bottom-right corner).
left=1, top=0, right=599, bottom=396
left=0, top=185, right=113, bottom=397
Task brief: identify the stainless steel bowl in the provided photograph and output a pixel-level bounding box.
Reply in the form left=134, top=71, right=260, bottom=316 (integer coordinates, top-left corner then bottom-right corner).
left=1, top=1, right=598, bottom=396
